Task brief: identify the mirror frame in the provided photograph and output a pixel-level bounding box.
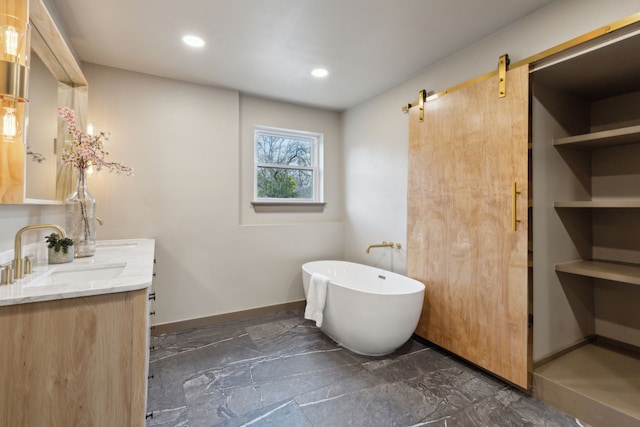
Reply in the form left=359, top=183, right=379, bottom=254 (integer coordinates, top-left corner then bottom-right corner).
left=20, top=0, right=88, bottom=204
left=29, top=0, right=86, bottom=87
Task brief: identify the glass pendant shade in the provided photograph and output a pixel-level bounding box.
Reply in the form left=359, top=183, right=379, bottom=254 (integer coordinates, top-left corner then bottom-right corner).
left=2, top=25, right=19, bottom=56
left=1, top=0, right=30, bottom=101
left=2, top=107, right=17, bottom=136
left=0, top=97, right=24, bottom=142
left=1, top=103, right=19, bottom=138
left=0, top=1, right=29, bottom=67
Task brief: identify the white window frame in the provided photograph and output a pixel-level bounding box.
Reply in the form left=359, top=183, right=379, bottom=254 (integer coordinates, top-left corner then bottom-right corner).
left=253, top=125, right=324, bottom=205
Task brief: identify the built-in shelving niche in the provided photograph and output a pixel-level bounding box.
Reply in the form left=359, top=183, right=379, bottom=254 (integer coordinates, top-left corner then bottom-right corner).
left=553, top=125, right=640, bottom=288
left=530, top=25, right=640, bottom=427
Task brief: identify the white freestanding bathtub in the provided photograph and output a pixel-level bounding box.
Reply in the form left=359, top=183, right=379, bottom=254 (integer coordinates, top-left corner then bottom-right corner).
left=302, top=260, right=425, bottom=356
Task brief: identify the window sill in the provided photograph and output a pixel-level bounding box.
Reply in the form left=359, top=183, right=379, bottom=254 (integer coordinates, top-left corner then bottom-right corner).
left=251, top=201, right=326, bottom=213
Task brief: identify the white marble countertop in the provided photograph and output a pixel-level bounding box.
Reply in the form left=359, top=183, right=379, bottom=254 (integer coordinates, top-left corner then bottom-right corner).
left=0, top=238, right=155, bottom=306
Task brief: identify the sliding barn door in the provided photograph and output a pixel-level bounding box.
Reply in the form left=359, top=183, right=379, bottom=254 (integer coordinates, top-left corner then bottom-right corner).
left=407, top=65, right=530, bottom=388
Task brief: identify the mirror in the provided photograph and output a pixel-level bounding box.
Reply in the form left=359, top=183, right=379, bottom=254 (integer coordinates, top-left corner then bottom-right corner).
left=2, top=0, right=88, bottom=204
left=25, top=50, right=59, bottom=200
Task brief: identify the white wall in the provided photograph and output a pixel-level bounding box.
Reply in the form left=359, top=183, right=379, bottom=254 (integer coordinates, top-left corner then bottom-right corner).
left=82, top=64, right=343, bottom=325
left=342, top=88, right=409, bottom=274
left=0, top=204, right=66, bottom=251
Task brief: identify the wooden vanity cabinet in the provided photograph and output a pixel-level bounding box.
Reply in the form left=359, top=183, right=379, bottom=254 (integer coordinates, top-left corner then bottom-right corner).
left=0, top=288, right=149, bottom=426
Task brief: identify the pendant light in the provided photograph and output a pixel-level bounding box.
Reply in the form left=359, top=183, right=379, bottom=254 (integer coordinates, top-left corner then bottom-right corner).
left=0, top=0, right=29, bottom=143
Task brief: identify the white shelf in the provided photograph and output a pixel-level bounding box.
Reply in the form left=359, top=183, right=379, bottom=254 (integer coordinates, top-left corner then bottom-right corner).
left=555, top=259, right=640, bottom=286
left=554, top=200, right=640, bottom=208
left=553, top=125, right=640, bottom=149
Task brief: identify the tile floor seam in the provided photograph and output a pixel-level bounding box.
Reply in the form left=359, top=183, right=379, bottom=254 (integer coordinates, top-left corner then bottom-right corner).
left=149, top=335, right=239, bottom=363
left=240, top=399, right=296, bottom=426
left=405, top=414, right=454, bottom=427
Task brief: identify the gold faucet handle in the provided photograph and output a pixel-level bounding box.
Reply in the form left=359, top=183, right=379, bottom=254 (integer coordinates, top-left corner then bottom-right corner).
left=24, top=256, right=32, bottom=275
left=1, top=264, right=14, bottom=285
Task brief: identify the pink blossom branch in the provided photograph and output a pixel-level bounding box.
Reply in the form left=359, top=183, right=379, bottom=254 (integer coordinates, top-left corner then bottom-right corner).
left=57, top=107, right=133, bottom=176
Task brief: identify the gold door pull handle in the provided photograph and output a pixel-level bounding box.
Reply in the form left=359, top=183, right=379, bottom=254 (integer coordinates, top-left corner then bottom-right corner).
left=512, top=182, right=521, bottom=231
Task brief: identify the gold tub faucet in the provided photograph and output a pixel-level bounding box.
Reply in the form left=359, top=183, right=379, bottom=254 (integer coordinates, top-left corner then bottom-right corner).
left=366, top=241, right=402, bottom=254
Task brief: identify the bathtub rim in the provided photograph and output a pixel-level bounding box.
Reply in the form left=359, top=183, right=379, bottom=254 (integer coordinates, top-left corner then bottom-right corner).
left=302, top=259, right=425, bottom=296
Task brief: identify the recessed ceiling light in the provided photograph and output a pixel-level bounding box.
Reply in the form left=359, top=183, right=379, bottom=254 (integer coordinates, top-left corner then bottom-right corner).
left=311, top=68, right=329, bottom=78
left=182, top=35, right=205, bottom=48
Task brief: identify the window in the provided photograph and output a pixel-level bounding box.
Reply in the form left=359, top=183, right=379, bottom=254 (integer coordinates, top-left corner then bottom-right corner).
left=254, top=125, right=323, bottom=203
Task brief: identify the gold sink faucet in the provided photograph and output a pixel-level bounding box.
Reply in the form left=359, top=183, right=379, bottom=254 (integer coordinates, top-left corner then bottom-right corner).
left=366, top=241, right=402, bottom=254
left=13, top=224, right=67, bottom=280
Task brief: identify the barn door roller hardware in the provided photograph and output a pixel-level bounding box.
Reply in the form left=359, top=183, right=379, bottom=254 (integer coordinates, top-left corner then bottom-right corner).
left=402, top=89, right=429, bottom=121
left=417, top=89, right=426, bottom=121
left=498, top=54, right=510, bottom=98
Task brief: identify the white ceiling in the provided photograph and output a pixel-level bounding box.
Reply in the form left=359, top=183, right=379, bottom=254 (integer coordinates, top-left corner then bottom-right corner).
left=47, top=0, right=555, bottom=111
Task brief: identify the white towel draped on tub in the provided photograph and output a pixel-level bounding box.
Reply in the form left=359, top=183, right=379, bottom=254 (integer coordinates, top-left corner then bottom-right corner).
left=304, top=272, right=330, bottom=327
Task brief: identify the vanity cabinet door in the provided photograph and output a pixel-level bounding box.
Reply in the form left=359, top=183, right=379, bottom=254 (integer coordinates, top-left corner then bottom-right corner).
left=0, top=289, right=148, bottom=426
left=407, top=64, right=530, bottom=389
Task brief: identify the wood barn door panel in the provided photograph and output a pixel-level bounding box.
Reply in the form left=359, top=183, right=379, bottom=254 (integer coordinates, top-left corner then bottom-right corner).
left=408, top=65, right=530, bottom=388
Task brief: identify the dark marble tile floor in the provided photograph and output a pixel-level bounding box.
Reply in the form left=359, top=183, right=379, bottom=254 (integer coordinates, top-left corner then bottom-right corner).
left=146, top=310, right=589, bottom=427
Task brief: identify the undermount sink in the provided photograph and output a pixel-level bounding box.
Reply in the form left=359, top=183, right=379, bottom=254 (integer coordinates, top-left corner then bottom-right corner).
left=96, top=241, right=138, bottom=249
left=24, top=262, right=127, bottom=287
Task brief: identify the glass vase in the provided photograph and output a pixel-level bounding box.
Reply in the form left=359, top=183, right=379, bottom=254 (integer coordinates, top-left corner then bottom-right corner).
left=66, top=168, right=96, bottom=257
